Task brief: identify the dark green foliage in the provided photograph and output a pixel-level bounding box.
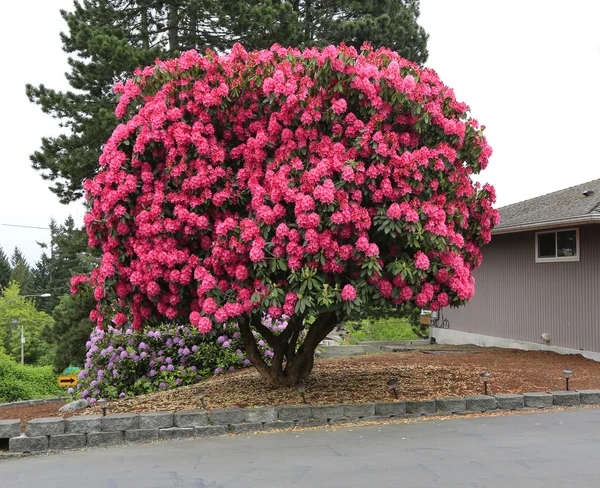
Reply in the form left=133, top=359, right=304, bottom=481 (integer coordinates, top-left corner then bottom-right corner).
left=319, top=0, right=429, bottom=62
left=22, top=217, right=99, bottom=369
left=50, top=288, right=96, bottom=372
left=325, top=0, right=428, bottom=64
left=0, top=247, right=11, bottom=290
left=9, top=248, right=31, bottom=290
left=222, top=0, right=301, bottom=51
left=28, top=0, right=428, bottom=203
left=0, top=356, right=63, bottom=402
left=26, top=0, right=166, bottom=203
left=28, top=217, right=96, bottom=313
left=24, top=254, right=53, bottom=310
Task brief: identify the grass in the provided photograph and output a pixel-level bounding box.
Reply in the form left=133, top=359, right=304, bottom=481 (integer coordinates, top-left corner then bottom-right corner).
left=344, top=316, right=423, bottom=343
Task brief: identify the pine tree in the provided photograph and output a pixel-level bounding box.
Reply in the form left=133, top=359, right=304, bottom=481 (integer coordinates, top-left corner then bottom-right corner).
left=26, top=1, right=166, bottom=203
left=24, top=217, right=100, bottom=366
left=9, top=248, right=31, bottom=290
left=25, top=253, right=54, bottom=313
left=28, top=0, right=428, bottom=203
left=0, top=247, right=11, bottom=291
left=318, top=0, right=429, bottom=62
left=50, top=289, right=96, bottom=371
left=27, top=216, right=99, bottom=312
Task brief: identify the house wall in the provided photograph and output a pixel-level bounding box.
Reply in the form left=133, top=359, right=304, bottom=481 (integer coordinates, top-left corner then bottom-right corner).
left=440, top=224, right=600, bottom=352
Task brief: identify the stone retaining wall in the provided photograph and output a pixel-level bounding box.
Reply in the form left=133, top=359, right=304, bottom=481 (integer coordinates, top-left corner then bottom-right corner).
left=0, top=397, right=66, bottom=410
left=2, top=390, right=599, bottom=455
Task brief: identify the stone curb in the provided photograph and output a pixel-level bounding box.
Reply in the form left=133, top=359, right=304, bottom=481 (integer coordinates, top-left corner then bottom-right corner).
left=0, top=397, right=67, bottom=410
left=4, top=390, right=599, bottom=455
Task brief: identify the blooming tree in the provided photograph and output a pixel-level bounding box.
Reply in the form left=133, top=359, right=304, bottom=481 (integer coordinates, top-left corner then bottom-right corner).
left=74, top=43, right=499, bottom=386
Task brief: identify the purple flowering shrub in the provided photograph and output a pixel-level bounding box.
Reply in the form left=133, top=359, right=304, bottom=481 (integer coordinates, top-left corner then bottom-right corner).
left=75, top=315, right=299, bottom=401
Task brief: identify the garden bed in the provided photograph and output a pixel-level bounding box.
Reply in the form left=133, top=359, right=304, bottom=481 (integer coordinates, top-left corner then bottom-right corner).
left=2, top=345, right=600, bottom=425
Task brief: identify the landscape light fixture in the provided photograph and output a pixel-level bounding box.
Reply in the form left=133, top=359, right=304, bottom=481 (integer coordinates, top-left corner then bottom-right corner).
left=480, top=372, right=492, bottom=396
left=297, top=381, right=307, bottom=404
left=199, top=389, right=206, bottom=409
left=386, top=378, right=398, bottom=399
left=562, top=369, right=573, bottom=391
left=98, top=398, right=109, bottom=417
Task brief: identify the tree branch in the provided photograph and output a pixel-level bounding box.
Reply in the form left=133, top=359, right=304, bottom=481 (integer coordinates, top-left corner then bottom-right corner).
left=251, top=313, right=284, bottom=355
left=238, top=317, right=273, bottom=380
left=287, top=328, right=301, bottom=362
left=297, top=311, right=338, bottom=356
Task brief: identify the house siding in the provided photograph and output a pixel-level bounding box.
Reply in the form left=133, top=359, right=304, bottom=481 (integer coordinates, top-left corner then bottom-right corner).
left=442, top=224, right=600, bottom=352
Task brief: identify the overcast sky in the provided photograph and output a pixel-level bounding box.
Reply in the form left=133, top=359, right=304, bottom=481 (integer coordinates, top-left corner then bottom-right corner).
left=0, top=0, right=598, bottom=265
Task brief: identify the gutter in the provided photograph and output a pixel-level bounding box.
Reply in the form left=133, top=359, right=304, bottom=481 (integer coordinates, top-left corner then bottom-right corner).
left=493, top=214, right=600, bottom=235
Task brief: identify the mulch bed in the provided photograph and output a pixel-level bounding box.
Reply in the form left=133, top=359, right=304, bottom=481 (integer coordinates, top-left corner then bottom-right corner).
left=2, top=345, right=599, bottom=426
left=0, top=403, right=72, bottom=431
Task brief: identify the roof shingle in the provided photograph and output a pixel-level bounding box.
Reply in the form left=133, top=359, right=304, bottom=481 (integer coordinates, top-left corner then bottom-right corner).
left=497, top=179, right=600, bottom=231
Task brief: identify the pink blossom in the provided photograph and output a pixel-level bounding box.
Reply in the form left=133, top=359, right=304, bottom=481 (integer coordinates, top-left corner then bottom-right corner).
left=332, top=98, right=347, bottom=115
left=387, top=203, right=402, bottom=220
left=414, top=251, right=430, bottom=271
left=78, top=44, right=495, bottom=341
left=341, top=284, right=357, bottom=301
left=112, top=313, right=127, bottom=327
left=190, top=312, right=212, bottom=334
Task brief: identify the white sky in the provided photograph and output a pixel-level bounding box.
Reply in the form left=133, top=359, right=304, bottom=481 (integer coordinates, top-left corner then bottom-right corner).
left=0, top=0, right=599, bottom=265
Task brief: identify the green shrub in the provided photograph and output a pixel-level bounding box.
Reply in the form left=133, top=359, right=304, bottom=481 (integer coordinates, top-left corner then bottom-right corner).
left=345, top=316, right=421, bottom=343
left=0, top=357, right=63, bottom=402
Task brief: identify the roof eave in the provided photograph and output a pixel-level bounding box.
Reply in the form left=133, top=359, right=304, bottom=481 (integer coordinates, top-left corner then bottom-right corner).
left=493, top=214, right=600, bottom=235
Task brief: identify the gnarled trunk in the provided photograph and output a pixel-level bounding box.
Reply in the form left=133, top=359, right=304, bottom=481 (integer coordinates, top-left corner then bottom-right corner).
left=239, top=311, right=337, bottom=387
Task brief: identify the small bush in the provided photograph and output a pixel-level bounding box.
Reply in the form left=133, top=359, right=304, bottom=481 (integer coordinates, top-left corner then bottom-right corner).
left=345, top=316, right=421, bottom=343
left=0, top=357, right=62, bottom=402
left=76, top=323, right=249, bottom=401
left=76, top=315, right=315, bottom=401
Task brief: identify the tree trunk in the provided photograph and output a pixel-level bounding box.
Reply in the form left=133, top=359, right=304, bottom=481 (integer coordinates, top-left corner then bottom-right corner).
left=304, top=0, right=312, bottom=42
left=140, top=2, right=150, bottom=50
left=188, top=3, right=198, bottom=50
left=239, top=311, right=338, bottom=387
left=168, top=2, right=180, bottom=52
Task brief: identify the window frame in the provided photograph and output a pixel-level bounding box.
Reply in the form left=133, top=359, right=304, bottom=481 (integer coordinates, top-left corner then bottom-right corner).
left=535, top=227, right=580, bottom=263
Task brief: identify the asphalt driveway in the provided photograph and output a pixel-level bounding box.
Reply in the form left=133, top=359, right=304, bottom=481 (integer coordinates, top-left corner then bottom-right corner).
left=2, top=408, right=600, bottom=488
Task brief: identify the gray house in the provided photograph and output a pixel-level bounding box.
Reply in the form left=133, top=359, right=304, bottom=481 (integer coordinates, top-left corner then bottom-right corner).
left=432, top=179, right=600, bottom=359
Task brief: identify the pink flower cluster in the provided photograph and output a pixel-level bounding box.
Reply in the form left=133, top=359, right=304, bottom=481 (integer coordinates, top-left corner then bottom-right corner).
left=76, top=43, right=498, bottom=331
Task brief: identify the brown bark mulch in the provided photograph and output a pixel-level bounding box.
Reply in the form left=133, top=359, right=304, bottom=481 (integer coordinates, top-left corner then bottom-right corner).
left=0, top=403, right=71, bottom=431
left=2, top=345, right=599, bottom=426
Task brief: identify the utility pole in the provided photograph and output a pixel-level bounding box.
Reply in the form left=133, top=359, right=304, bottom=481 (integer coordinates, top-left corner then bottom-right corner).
left=0, top=294, right=51, bottom=366
left=10, top=319, right=24, bottom=365
left=20, top=321, right=25, bottom=366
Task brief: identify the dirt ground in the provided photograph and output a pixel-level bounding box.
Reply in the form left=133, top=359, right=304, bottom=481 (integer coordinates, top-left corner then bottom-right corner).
left=0, top=403, right=73, bottom=430
left=2, top=345, right=599, bottom=426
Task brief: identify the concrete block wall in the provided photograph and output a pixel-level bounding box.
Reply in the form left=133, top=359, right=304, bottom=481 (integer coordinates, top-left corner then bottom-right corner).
left=2, top=390, right=599, bottom=455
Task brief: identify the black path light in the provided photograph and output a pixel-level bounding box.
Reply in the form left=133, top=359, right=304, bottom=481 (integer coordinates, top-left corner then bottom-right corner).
left=387, top=378, right=398, bottom=399
left=297, top=381, right=307, bottom=404
left=199, top=388, right=207, bottom=409
left=98, top=398, right=109, bottom=417
left=480, top=372, right=492, bottom=395
left=563, top=369, right=573, bottom=391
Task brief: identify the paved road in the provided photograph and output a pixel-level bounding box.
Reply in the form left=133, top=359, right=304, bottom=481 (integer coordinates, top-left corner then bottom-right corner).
left=3, top=408, right=600, bottom=488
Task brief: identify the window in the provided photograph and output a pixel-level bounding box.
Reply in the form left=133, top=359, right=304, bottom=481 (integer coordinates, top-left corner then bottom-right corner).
left=535, top=228, right=580, bottom=262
